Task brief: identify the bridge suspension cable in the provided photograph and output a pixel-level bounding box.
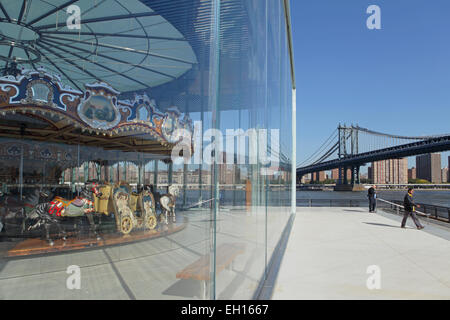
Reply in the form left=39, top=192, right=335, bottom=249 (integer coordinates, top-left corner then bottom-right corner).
left=297, top=129, right=338, bottom=168
left=297, top=124, right=450, bottom=171
left=310, top=142, right=338, bottom=165
left=354, top=126, right=448, bottom=140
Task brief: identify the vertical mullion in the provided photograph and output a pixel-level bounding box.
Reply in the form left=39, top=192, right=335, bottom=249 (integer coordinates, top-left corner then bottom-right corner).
left=208, top=0, right=221, bottom=300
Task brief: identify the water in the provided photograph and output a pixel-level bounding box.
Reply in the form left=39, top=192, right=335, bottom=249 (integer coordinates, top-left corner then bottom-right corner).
left=179, top=189, right=450, bottom=208
left=296, top=190, right=450, bottom=208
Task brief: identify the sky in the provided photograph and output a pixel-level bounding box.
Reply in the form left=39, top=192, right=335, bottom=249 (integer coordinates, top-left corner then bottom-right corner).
left=290, top=0, right=450, bottom=170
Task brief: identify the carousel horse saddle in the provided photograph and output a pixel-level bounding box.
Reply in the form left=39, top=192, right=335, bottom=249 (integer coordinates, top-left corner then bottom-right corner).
left=71, top=198, right=85, bottom=207
left=52, top=197, right=85, bottom=207
left=49, top=197, right=91, bottom=217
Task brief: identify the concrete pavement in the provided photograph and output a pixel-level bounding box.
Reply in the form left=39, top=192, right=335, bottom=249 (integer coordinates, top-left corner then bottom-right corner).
left=272, top=207, right=450, bottom=299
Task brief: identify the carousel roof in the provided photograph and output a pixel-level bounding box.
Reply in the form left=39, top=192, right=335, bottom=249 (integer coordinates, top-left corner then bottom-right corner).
left=0, top=0, right=197, bottom=93
left=0, top=68, right=194, bottom=156
left=0, top=1, right=195, bottom=158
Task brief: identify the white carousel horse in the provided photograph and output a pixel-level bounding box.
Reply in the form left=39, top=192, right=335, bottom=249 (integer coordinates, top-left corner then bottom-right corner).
left=160, top=185, right=179, bottom=224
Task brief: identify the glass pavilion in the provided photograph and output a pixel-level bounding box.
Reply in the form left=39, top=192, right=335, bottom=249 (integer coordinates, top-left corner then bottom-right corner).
left=0, top=0, right=295, bottom=300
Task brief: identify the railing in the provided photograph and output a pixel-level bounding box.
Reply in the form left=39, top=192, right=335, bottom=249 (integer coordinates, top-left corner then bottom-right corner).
left=376, top=198, right=430, bottom=224
left=381, top=198, right=450, bottom=222
left=296, top=198, right=374, bottom=208
left=296, top=198, right=450, bottom=223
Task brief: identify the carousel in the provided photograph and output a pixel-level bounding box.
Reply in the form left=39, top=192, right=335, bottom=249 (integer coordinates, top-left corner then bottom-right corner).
left=0, top=0, right=197, bottom=256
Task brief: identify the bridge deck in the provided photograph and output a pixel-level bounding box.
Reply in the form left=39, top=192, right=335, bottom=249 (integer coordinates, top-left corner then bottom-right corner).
left=273, top=207, right=450, bottom=299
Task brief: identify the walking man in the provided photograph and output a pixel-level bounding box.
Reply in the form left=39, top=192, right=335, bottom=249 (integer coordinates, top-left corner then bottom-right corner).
left=367, top=185, right=377, bottom=212
left=402, top=188, right=424, bottom=229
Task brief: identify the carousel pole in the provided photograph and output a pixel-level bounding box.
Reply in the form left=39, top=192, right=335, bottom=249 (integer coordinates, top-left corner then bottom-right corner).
left=183, top=163, right=187, bottom=207
left=19, top=144, right=24, bottom=201
left=142, top=160, right=146, bottom=185
left=96, top=162, right=101, bottom=181
left=72, top=167, right=76, bottom=195
left=43, top=162, right=46, bottom=186
left=140, top=162, right=143, bottom=186
left=168, top=161, right=173, bottom=185
left=154, top=160, right=158, bottom=189
left=104, top=162, right=108, bottom=183
left=77, top=143, right=80, bottom=196
left=123, top=161, right=127, bottom=182
left=19, top=124, right=25, bottom=200
left=138, top=162, right=142, bottom=187
left=84, top=162, right=88, bottom=183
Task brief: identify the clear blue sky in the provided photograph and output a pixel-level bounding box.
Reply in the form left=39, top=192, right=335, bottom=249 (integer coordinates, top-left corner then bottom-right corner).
left=291, top=0, right=450, bottom=169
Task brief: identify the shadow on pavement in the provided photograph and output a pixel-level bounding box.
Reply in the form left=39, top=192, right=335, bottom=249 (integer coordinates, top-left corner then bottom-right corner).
left=363, top=222, right=401, bottom=228
left=162, top=278, right=201, bottom=298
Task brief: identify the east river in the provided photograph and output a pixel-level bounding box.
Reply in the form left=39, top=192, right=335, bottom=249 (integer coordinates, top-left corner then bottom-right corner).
left=296, top=190, right=450, bottom=207
left=182, top=189, right=450, bottom=208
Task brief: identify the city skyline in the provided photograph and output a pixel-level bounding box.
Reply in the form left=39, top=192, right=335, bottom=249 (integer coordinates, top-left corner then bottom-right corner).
left=302, top=151, right=449, bottom=184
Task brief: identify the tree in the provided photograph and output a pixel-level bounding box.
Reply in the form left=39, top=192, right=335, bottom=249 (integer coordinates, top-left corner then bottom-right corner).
left=408, top=178, right=431, bottom=184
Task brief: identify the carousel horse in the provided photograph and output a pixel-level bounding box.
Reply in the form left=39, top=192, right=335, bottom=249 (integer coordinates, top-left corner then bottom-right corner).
left=0, top=189, right=53, bottom=235
left=159, top=185, right=179, bottom=224
left=25, top=201, right=68, bottom=246
left=19, top=189, right=53, bottom=233
left=25, top=183, right=102, bottom=245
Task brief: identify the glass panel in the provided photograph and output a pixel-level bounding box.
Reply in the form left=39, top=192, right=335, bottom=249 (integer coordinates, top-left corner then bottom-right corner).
left=0, top=0, right=293, bottom=300
left=211, top=0, right=292, bottom=299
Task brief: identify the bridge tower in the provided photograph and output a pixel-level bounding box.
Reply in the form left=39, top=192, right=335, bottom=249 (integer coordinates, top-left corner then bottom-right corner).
left=335, top=124, right=363, bottom=191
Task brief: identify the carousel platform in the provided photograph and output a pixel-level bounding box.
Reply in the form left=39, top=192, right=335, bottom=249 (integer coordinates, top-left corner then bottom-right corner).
left=6, top=217, right=187, bottom=257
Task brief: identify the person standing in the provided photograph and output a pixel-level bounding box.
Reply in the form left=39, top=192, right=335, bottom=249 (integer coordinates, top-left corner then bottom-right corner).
left=402, top=188, right=424, bottom=229
left=367, top=185, right=377, bottom=212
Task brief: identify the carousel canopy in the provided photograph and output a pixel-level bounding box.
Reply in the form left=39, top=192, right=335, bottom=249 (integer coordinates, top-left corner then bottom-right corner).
left=0, top=0, right=195, bottom=157
left=0, top=69, right=194, bottom=155
left=0, top=0, right=197, bottom=92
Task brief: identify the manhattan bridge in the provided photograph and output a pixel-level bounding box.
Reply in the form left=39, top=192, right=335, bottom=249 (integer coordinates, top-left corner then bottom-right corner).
left=296, top=124, right=450, bottom=188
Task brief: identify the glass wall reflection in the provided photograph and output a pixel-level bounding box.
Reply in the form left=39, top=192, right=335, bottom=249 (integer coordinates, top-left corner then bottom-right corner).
left=0, top=0, right=293, bottom=300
